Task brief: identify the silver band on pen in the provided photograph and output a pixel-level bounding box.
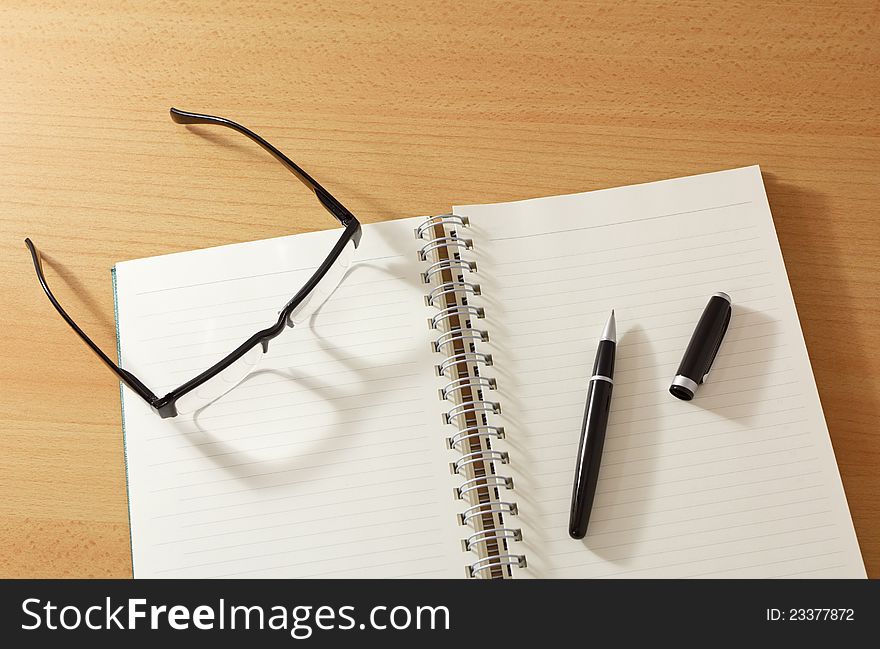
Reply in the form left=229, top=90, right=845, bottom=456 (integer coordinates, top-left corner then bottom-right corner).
left=671, top=374, right=699, bottom=393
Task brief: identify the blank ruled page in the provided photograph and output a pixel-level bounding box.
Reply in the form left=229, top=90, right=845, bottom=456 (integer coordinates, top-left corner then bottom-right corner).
left=114, top=218, right=462, bottom=578
left=457, top=166, right=865, bottom=578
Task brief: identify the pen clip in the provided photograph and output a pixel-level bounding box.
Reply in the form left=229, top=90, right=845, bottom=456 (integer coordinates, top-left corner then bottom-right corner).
left=700, top=306, right=731, bottom=384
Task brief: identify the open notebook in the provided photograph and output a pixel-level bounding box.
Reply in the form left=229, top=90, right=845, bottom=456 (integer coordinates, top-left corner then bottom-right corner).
left=114, top=166, right=864, bottom=578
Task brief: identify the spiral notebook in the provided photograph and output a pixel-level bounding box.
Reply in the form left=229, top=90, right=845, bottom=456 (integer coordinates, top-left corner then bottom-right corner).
left=114, top=165, right=864, bottom=578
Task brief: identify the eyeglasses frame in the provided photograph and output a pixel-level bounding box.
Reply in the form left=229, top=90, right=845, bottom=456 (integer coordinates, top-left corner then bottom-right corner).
left=25, top=107, right=362, bottom=418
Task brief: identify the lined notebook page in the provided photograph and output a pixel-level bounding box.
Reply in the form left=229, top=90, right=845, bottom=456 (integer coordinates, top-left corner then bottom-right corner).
left=457, top=166, right=864, bottom=578
left=114, top=218, right=462, bottom=578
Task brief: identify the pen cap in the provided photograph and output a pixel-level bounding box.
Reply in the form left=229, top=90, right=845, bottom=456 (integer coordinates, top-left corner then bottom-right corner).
left=670, top=292, right=732, bottom=400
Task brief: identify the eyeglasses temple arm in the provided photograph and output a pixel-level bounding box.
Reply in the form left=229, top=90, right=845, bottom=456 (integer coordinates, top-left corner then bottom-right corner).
left=24, top=238, right=160, bottom=406
left=169, top=107, right=356, bottom=227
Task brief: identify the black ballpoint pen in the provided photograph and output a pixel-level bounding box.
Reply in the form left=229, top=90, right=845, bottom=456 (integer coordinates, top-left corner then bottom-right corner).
left=569, top=310, right=616, bottom=539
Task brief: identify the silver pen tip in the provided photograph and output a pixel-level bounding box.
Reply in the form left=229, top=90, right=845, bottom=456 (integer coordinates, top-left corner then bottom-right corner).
left=601, top=310, right=616, bottom=343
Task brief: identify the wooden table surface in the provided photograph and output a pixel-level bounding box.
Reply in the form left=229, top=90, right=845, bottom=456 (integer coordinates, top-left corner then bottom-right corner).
left=1, top=0, right=877, bottom=578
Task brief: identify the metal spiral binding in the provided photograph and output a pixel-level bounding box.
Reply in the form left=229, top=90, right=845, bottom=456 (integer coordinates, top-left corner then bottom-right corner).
left=433, top=329, right=489, bottom=354
left=463, top=528, right=523, bottom=552
left=440, top=376, right=496, bottom=401
left=419, top=236, right=472, bottom=261
left=431, top=305, right=484, bottom=330
left=415, top=214, right=469, bottom=240
left=436, top=351, right=492, bottom=378
left=417, top=213, right=526, bottom=579
left=422, top=259, right=476, bottom=284
left=451, top=450, right=509, bottom=475
left=447, top=425, right=505, bottom=451
left=444, top=400, right=500, bottom=425
left=456, top=474, right=514, bottom=500
left=459, top=501, right=518, bottom=526
left=469, top=555, right=528, bottom=578
left=426, top=281, right=481, bottom=308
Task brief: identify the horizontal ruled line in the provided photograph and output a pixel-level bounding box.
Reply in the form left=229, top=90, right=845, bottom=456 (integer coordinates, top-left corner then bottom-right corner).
left=679, top=549, right=844, bottom=579
left=137, top=274, right=407, bottom=319
left=180, top=516, right=441, bottom=554
left=496, top=247, right=764, bottom=292
left=150, top=474, right=439, bottom=521
left=533, top=452, right=818, bottom=491
left=134, top=253, right=404, bottom=296
left=486, top=201, right=752, bottom=242
left=155, top=448, right=431, bottom=493
left=178, top=488, right=436, bottom=530
left=486, top=224, right=757, bottom=267
left=542, top=481, right=822, bottom=521
left=175, top=434, right=431, bottom=476
left=547, top=522, right=836, bottom=565
left=157, top=537, right=445, bottom=575
left=546, top=508, right=833, bottom=558
left=178, top=465, right=434, bottom=502
left=494, top=233, right=761, bottom=280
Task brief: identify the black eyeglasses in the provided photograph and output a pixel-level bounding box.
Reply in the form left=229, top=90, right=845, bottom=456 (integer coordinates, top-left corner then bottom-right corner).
left=26, top=107, right=362, bottom=419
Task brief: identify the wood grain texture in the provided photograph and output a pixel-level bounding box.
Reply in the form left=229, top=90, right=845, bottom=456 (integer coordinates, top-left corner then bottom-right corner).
left=1, top=0, right=877, bottom=578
